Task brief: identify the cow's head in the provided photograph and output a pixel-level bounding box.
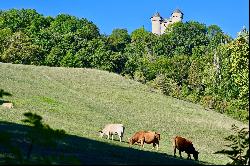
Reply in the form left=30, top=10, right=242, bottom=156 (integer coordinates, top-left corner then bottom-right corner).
left=99, top=130, right=104, bottom=138
left=193, top=150, right=199, bottom=160
left=128, top=137, right=134, bottom=145
left=155, top=132, right=160, bottom=140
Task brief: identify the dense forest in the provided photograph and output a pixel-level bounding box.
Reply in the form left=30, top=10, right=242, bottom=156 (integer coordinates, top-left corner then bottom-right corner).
left=0, top=9, right=249, bottom=122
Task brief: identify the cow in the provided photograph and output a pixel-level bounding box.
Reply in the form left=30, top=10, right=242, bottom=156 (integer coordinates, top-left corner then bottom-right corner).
left=128, top=131, right=161, bottom=150
left=1, top=102, right=14, bottom=109
left=173, top=136, right=199, bottom=160
left=99, top=124, right=125, bottom=142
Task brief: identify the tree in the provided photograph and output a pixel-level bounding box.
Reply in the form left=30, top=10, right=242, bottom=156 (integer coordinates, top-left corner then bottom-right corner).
left=45, top=46, right=65, bottom=67
left=123, top=27, right=157, bottom=78
left=237, top=26, right=249, bottom=43
left=0, top=28, right=12, bottom=55
left=227, top=37, right=249, bottom=111
left=1, top=31, right=44, bottom=65
left=163, top=21, right=209, bottom=56
left=207, top=25, right=233, bottom=49
left=0, top=9, right=43, bottom=32
left=108, top=28, right=131, bottom=52
left=59, top=50, right=82, bottom=67
left=164, top=54, right=190, bottom=85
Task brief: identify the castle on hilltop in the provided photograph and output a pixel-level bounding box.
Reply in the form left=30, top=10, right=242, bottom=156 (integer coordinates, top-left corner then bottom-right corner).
left=150, top=9, right=184, bottom=35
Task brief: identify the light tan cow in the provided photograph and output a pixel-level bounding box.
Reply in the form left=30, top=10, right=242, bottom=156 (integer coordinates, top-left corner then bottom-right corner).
left=99, top=124, right=125, bottom=142
left=2, top=102, right=14, bottom=109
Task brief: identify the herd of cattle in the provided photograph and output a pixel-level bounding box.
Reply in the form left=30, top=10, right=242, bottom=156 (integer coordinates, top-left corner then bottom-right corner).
left=99, top=124, right=199, bottom=161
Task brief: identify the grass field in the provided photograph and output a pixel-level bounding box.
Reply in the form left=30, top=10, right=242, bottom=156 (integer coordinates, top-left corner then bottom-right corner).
left=0, top=63, right=248, bottom=165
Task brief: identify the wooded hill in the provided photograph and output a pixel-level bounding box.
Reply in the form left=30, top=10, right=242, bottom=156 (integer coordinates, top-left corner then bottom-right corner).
left=0, top=9, right=249, bottom=123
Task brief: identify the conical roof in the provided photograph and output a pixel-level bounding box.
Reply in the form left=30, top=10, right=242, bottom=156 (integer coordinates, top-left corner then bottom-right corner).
left=151, top=11, right=163, bottom=20
left=172, top=9, right=183, bottom=15
left=152, top=12, right=161, bottom=17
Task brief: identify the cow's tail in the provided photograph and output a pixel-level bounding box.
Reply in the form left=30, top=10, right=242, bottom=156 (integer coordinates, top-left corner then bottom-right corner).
left=172, top=136, right=177, bottom=148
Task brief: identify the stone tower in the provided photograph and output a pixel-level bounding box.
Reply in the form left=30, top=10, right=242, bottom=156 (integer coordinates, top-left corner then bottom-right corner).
left=150, top=12, right=162, bottom=35
left=171, top=9, right=183, bottom=23
left=151, top=9, right=183, bottom=35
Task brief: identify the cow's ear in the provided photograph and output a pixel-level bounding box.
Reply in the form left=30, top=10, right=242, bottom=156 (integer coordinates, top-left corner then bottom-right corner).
left=99, top=130, right=103, bottom=133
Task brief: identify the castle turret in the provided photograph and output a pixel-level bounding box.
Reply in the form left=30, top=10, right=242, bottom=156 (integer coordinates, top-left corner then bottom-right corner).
left=161, top=19, right=169, bottom=34
left=151, top=12, right=162, bottom=35
left=151, top=9, right=184, bottom=35
left=171, top=9, right=183, bottom=23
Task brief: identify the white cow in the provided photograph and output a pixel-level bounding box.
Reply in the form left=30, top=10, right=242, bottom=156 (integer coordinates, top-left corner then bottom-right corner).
left=99, top=124, right=125, bottom=142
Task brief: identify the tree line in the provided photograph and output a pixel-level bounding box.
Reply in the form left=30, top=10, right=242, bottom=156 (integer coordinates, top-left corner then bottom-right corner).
left=0, top=9, right=248, bottom=122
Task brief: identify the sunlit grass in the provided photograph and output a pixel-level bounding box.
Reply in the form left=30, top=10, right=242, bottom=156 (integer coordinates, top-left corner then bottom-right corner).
left=0, top=63, right=247, bottom=164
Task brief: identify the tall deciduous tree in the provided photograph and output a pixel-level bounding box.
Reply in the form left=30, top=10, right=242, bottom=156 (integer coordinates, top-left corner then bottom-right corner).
left=108, top=28, right=131, bottom=52
left=1, top=31, right=44, bottom=65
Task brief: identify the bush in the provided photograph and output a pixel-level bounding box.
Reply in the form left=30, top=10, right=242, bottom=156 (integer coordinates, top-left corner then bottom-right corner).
left=147, top=74, right=167, bottom=94
left=186, top=92, right=200, bottom=103
left=167, top=80, right=181, bottom=98
left=180, top=84, right=191, bottom=98
left=215, top=100, right=229, bottom=114
left=215, top=124, right=249, bottom=165
left=133, top=71, right=146, bottom=84
left=146, top=74, right=181, bottom=97
left=201, top=95, right=215, bottom=109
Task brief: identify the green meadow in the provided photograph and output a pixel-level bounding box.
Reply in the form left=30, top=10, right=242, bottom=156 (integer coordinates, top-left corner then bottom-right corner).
left=0, top=63, right=247, bottom=165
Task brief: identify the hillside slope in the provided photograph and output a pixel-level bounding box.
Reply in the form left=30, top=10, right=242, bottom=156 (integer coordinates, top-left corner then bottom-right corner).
left=0, top=63, right=247, bottom=164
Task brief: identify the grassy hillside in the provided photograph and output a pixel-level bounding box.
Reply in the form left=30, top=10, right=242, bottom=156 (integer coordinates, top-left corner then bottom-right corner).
left=0, top=63, right=247, bottom=165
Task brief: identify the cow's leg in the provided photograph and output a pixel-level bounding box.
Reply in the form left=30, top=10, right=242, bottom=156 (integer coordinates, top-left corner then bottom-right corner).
left=152, top=143, right=155, bottom=149
left=140, top=139, right=144, bottom=148
left=179, top=150, right=182, bottom=158
left=120, top=133, right=123, bottom=142
left=119, top=135, right=122, bottom=142
left=174, top=146, right=177, bottom=157
left=187, top=153, right=191, bottom=159
left=111, top=134, right=114, bottom=141
left=107, top=133, right=110, bottom=140
left=156, top=140, right=159, bottom=151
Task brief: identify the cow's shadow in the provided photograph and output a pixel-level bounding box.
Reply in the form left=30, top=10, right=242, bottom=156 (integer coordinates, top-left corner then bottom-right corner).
left=0, top=121, right=210, bottom=165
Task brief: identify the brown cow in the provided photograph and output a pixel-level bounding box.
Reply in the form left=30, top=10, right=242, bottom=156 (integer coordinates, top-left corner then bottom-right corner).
left=173, top=136, right=199, bottom=160
left=128, top=131, right=160, bottom=150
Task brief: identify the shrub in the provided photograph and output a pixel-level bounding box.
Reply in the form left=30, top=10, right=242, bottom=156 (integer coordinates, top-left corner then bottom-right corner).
left=201, top=95, right=215, bottom=109
left=180, top=84, right=191, bottom=99
left=215, top=124, right=249, bottom=165
left=133, top=71, right=146, bottom=84
left=186, top=92, right=200, bottom=103
left=147, top=74, right=167, bottom=94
